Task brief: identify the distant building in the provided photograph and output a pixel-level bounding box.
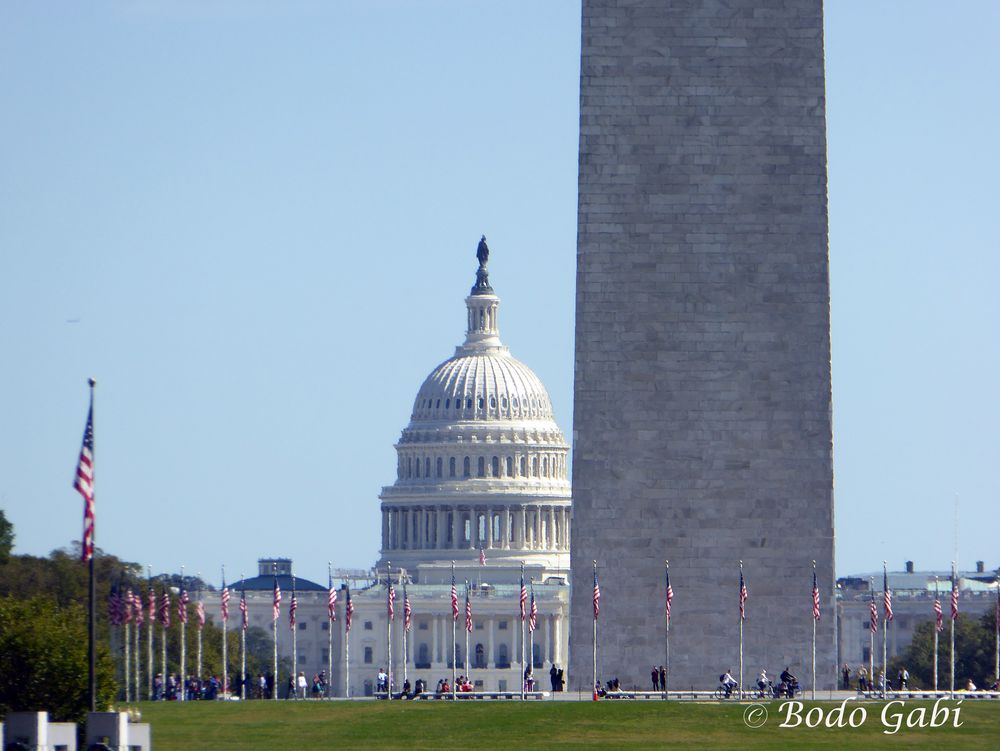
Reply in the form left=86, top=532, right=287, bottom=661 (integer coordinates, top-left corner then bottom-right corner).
left=836, top=561, right=999, bottom=670
left=210, top=243, right=572, bottom=695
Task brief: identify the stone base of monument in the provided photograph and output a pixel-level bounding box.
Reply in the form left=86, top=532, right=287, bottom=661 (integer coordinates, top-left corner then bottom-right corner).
left=85, top=712, right=151, bottom=751
left=1, top=711, right=78, bottom=751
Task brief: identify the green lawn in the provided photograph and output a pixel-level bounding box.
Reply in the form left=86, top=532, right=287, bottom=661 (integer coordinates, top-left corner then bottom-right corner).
left=134, top=699, right=1000, bottom=750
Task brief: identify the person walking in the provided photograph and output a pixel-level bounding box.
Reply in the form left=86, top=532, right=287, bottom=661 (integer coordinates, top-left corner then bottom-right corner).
left=651, top=666, right=660, bottom=691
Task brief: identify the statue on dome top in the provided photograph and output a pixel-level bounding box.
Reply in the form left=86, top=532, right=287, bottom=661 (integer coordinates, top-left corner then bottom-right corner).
left=472, top=235, right=493, bottom=294
left=477, top=235, right=490, bottom=267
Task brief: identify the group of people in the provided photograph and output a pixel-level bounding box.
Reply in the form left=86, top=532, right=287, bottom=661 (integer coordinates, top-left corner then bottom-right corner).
left=650, top=665, right=667, bottom=691
left=151, top=673, right=224, bottom=701
left=845, top=663, right=998, bottom=693
left=718, top=667, right=799, bottom=698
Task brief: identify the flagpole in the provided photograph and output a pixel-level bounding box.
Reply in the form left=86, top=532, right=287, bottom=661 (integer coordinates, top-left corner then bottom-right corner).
left=196, top=573, right=203, bottom=685
left=147, top=567, right=154, bottom=701
left=179, top=565, right=186, bottom=702
left=527, top=586, right=533, bottom=691
left=465, top=580, right=471, bottom=689
left=160, top=587, right=167, bottom=700
left=240, top=573, right=247, bottom=700
left=592, top=560, right=598, bottom=701
left=400, top=569, right=407, bottom=692
left=881, top=561, right=888, bottom=698
left=521, top=561, right=526, bottom=701
left=868, top=576, right=874, bottom=697
left=291, top=574, right=298, bottom=699
left=933, top=576, right=939, bottom=692
left=328, top=562, right=334, bottom=699
left=134, top=597, right=141, bottom=702
left=124, top=604, right=131, bottom=703
left=272, top=563, right=278, bottom=702
left=811, top=560, right=817, bottom=701
left=451, top=560, right=457, bottom=700
left=83, top=378, right=97, bottom=712
left=345, top=586, right=352, bottom=699
left=221, top=566, right=228, bottom=700
left=664, top=560, right=670, bottom=701
left=385, top=564, right=392, bottom=700
left=739, top=560, right=744, bottom=701
left=994, top=577, right=999, bottom=687
left=950, top=561, right=956, bottom=699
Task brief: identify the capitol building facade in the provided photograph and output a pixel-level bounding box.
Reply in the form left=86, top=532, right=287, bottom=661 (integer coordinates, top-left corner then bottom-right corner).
left=218, top=241, right=572, bottom=695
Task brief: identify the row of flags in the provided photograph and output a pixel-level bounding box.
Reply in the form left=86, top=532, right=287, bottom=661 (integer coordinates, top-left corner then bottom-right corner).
left=108, top=579, right=251, bottom=632
left=867, top=563, right=962, bottom=634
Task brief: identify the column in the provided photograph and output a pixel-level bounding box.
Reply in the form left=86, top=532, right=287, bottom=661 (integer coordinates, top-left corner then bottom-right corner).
left=545, top=615, right=553, bottom=663
left=553, top=615, right=562, bottom=666
left=487, top=618, right=495, bottom=668
left=547, top=507, right=556, bottom=550
left=499, top=507, right=508, bottom=550
left=467, top=508, right=476, bottom=550
left=381, top=509, right=390, bottom=550
left=452, top=508, right=461, bottom=550
left=520, top=506, right=527, bottom=548
left=390, top=508, right=398, bottom=549
left=435, top=507, right=444, bottom=549
left=485, top=506, right=494, bottom=550
left=432, top=616, right=440, bottom=664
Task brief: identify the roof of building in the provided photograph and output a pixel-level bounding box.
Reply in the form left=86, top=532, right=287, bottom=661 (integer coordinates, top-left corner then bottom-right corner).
left=231, top=573, right=326, bottom=592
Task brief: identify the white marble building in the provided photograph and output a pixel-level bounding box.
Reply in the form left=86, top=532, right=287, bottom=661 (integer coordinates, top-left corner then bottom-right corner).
left=214, top=241, right=572, bottom=696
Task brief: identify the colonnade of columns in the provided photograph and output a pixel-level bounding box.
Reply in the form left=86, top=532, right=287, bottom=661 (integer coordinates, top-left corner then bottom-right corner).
left=381, top=504, right=571, bottom=552
left=406, top=612, right=563, bottom=669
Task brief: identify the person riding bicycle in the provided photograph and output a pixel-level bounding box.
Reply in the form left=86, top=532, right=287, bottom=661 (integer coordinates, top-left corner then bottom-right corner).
left=757, top=669, right=770, bottom=694
left=779, top=667, right=797, bottom=698
left=720, top=670, right=737, bottom=698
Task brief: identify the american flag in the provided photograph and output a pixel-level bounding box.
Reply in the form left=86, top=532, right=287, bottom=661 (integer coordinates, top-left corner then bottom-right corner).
left=272, top=576, right=281, bottom=622
left=387, top=578, right=396, bottom=622
left=221, top=584, right=231, bottom=623
left=240, top=588, right=248, bottom=632
left=345, top=587, right=354, bottom=633
left=479, top=548, right=486, bottom=566
left=665, top=568, right=674, bottom=625
left=196, top=600, right=205, bottom=629
left=107, top=585, right=121, bottom=626
left=403, top=585, right=412, bottom=633
left=159, top=590, right=171, bottom=628
left=148, top=586, right=156, bottom=625
left=178, top=587, right=189, bottom=625
left=134, top=590, right=144, bottom=626
left=593, top=567, right=601, bottom=621
left=124, top=589, right=134, bottom=625
left=289, top=586, right=298, bottom=629
left=883, top=569, right=893, bottom=622
left=812, top=570, right=821, bottom=621
left=933, top=596, right=944, bottom=633
left=868, top=590, right=878, bottom=633
left=739, top=569, right=747, bottom=622
left=950, top=575, right=959, bottom=620
left=465, top=586, right=473, bottom=633
left=528, top=590, right=537, bottom=633
left=451, top=573, right=459, bottom=621
left=74, top=397, right=95, bottom=562
left=520, top=572, right=528, bottom=621
left=327, top=577, right=338, bottom=622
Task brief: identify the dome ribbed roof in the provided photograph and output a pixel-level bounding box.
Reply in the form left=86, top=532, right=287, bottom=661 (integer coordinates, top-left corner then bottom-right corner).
left=411, top=352, right=554, bottom=423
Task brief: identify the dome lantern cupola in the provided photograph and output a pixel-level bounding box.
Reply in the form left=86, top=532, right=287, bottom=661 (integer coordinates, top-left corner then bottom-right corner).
left=461, top=236, right=502, bottom=354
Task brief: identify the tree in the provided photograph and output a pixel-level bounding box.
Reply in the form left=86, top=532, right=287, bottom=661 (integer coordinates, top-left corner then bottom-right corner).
left=0, top=596, right=116, bottom=723
left=890, top=610, right=999, bottom=689
left=0, top=510, right=13, bottom=564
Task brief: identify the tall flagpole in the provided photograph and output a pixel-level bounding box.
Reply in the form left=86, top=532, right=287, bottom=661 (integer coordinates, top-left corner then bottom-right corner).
left=160, top=587, right=168, bottom=700
left=811, top=560, right=817, bottom=701
left=868, top=577, right=875, bottom=697
left=196, top=573, right=203, bottom=684
left=74, top=377, right=98, bottom=712
left=328, top=563, right=334, bottom=699
left=147, top=567, right=154, bottom=701
left=882, top=561, right=888, bottom=698
left=933, top=576, right=940, bottom=692
left=272, top=563, right=279, bottom=702
left=520, top=561, right=526, bottom=700
left=664, top=560, right=671, bottom=700
left=345, top=586, right=352, bottom=698
left=739, top=560, right=744, bottom=701
left=451, top=561, right=457, bottom=699
left=465, top=580, right=471, bottom=689
left=994, top=576, right=999, bottom=687
left=133, top=592, right=141, bottom=701
left=221, top=566, right=228, bottom=700
left=592, top=560, right=599, bottom=700
left=950, top=561, right=956, bottom=699
left=291, top=575, right=298, bottom=698
left=400, top=569, right=407, bottom=692
left=124, top=591, right=131, bottom=703
left=179, top=565, right=187, bottom=702
left=240, top=574, right=247, bottom=700
left=385, top=564, right=392, bottom=700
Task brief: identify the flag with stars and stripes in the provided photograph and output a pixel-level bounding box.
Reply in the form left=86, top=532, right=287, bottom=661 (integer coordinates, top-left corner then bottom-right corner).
left=108, top=584, right=122, bottom=626
left=812, top=570, right=821, bottom=621
left=665, top=568, right=674, bottom=625
left=289, top=585, right=298, bottom=629
left=883, top=568, right=893, bottom=622
left=221, top=583, right=230, bottom=623
left=528, top=590, right=537, bottom=633
left=148, top=586, right=156, bottom=626
left=520, top=573, right=528, bottom=621
left=593, top=568, right=601, bottom=621
left=133, top=590, right=143, bottom=626
left=404, top=584, right=412, bottom=633
left=159, top=590, right=171, bottom=628
left=869, top=589, right=878, bottom=633
left=123, top=589, right=134, bottom=625
left=387, top=577, right=396, bottom=622
left=196, top=600, right=205, bottom=629
left=465, top=587, right=473, bottom=633
left=451, top=573, right=459, bottom=621
left=739, top=570, right=747, bottom=622
left=240, top=587, right=248, bottom=632
left=178, top=587, right=189, bottom=625
left=74, top=397, right=95, bottom=562
left=327, top=576, right=337, bottom=622
left=951, top=574, right=959, bottom=620
left=272, top=576, right=281, bottom=622
left=345, top=587, right=354, bottom=632
left=933, top=595, right=943, bottom=633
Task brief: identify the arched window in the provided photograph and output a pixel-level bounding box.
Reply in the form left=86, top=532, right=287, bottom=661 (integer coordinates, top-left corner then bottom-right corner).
left=414, top=459, right=420, bottom=478
left=477, top=457, right=485, bottom=478
left=519, top=456, right=526, bottom=476
left=498, top=643, right=509, bottom=668
left=513, top=397, right=519, bottom=410
left=466, top=398, right=472, bottom=409
left=478, top=513, right=486, bottom=543
left=425, top=457, right=431, bottom=477
left=445, top=398, right=450, bottom=409
left=532, top=456, right=539, bottom=477
left=506, top=456, right=513, bottom=477
left=491, top=456, right=499, bottom=477
left=489, top=396, right=496, bottom=409
left=449, top=457, right=456, bottom=477
left=407, top=457, right=412, bottom=478
left=436, top=457, right=443, bottom=478
left=475, top=643, right=486, bottom=669
left=477, top=396, right=484, bottom=410
left=417, top=644, right=429, bottom=668
left=463, top=457, right=471, bottom=478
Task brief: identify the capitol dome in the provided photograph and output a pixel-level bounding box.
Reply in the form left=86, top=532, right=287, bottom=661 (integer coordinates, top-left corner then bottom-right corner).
left=378, top=238, right=571, bottom=581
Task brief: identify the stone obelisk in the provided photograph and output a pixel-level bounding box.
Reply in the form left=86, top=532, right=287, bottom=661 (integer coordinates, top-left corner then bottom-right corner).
left=570, top=0, right=836, bottom=690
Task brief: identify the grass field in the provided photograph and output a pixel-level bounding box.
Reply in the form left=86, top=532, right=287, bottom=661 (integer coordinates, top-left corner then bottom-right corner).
left=134, top=698, right=1000, bottom=750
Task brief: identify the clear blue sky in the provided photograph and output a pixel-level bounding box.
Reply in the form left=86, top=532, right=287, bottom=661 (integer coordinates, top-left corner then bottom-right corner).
left=1, top=2, right=996, bottom=587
